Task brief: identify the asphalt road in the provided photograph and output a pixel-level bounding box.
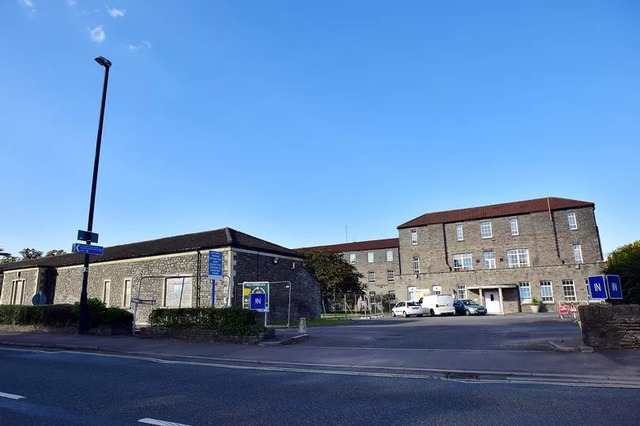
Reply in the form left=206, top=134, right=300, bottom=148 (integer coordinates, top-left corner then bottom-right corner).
left=1, top=346, right=639, bottom=425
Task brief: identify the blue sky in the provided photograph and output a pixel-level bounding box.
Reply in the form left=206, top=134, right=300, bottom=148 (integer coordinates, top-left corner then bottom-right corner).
left=2, top=0, right=639, bottom=257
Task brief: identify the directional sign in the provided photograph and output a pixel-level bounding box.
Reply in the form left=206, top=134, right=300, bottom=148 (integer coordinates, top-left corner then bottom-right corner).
left=250, top=293, right=266, bottom=310
left=77, top=230, right=99, bottom=243
left=243, top=282, right=269, bottom=312
left=208, top=251, right=223, bottom=280
left=587, top=275, right=607, bottom=300
left=606, top=275, right=623, bottom=300
left=71, top=243, right=104, bottom=256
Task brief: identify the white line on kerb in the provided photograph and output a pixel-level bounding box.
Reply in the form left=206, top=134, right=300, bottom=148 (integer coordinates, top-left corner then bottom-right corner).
left=139, top=418, right=192, bottom=426
left=0, top=392, right=26, bottom=400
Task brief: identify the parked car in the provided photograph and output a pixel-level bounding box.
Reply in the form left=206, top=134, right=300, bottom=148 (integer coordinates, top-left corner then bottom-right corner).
left=392, top=301, right=423, bottom=317
left=418, top=294, right=455, bottom=316
left=453, top=299, right=487, bottom=316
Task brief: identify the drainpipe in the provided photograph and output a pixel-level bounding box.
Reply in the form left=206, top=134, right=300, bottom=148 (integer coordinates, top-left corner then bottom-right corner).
left=442, top=224, right=451, bottom=271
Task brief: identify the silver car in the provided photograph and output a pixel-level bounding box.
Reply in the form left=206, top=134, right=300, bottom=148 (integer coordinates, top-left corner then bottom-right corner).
left=392, top=301, right=423, bottom=318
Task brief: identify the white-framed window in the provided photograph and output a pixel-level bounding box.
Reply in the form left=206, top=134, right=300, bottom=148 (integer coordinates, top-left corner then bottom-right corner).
left=573, top=244, right=583, bottom=264
left=483, top=251, right=496, bottom=269
left=349, top=253, right=356, bottom=264
left=507, top=249, right=530, bottom=268
left=123, top=278, right=132, bottom=308
left=386, top=249, right=393, bottom=262
left=10, top=279, right=25, bottom=305
left=103, top=280, right=111, bottom=306
left=510, top=218, right=519, bottom=236
left=432, top=285, right=442, bottom=295
left=367, top=252, right=374, bottom=263
left=456, top=224, right=464, bottom=241
left=411, top=230, right=418, bottom=245
left=387, top=270, right=395, bottom=283
left=518, top=282, right=531, bottom=302
left=567, top=212, right=578, bottom=230
left=562, top=280, right=576, bottom=301
left=164, top=277, right=192, bottom=308
left=368, top=271, right=375, bottom=284
left=453, top=253, right=473, bottom=271
left=456, top=284, right=467, bottom=299
left=540, top=280, right=554, bottom=302
left=480, top=221, right=492, bottom=238
left=413, top=257, right=420, bottom=275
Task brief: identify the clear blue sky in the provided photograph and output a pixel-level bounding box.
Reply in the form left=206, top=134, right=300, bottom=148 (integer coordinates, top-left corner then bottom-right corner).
left=2, top=0, right=639, bottom=258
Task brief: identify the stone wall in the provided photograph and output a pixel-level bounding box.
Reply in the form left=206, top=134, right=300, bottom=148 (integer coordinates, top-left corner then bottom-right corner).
left=342, top=247, right=400, bottom=297
left=579, top=304, right=640, bottom=349
left=0, top=268, right=42, bottom=305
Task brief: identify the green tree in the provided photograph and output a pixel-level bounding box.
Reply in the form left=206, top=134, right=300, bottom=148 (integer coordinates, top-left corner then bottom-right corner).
left=0, top=247, right=10, bottom=258
left=300, top=248, right=364, bottom=293
left=45, top=249, right=66, bottom=257
left=604, top=241, right=640, bottom=303
left=0, top=247, right=17, bottom=264
left=19, top=248, right=43, bottom=259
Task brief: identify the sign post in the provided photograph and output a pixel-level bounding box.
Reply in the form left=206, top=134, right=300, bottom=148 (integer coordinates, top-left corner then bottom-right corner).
left=208, top=251, right=223, bottom=307
left=587, top=275, right=608, bottom=300
left=606, top=275, right=623, bottom=300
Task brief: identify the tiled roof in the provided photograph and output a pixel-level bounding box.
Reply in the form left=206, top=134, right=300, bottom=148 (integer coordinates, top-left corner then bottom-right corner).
left=0, top=228, right=300, bottom=272
left=397, top=197, right=594, bottom=229
left=296, top=238, right=400, bottom=253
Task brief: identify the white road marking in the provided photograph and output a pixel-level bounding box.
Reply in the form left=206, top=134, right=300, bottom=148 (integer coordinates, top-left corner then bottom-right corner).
left=139, top=418, right=192, bottom=426
left=0, top=391, right=26, bottom=400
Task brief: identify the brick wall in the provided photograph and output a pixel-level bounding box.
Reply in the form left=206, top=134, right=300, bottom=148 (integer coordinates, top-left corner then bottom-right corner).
left=580, top=304, right=640, bottom=349
left=341, top=247, right=400, bottom=296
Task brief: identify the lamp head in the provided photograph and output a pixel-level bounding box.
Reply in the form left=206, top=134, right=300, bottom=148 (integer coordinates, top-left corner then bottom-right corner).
left=95, top=56, right=112, bottom=68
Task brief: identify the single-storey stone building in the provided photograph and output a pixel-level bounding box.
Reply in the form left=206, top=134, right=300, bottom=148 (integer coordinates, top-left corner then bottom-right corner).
left=0, top=228, right=321, bottom=325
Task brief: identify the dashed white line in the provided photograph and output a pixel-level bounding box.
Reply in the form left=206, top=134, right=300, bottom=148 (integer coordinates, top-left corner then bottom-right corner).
left=138, top=418, right=192, bottom=426
left=0, top=391, right=26, bottom=400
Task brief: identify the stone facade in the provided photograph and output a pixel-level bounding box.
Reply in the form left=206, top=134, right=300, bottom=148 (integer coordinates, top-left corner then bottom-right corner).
left=346, top=246, right=400, bottom=297
left=580, top=304, right=640, bottom=349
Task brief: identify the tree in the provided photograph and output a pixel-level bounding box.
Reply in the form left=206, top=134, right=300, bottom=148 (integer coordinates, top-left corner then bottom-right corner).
left=0, top=247, right=17, bottom=264
left=300, top=248, right=364, bottom=293
left=19, top=248, right=43, bottom=259
left=0, top=247, right=10, bottom=258
left=604, top=241, right=640, bottom=304
left=45, top=249, right=66, bottom=257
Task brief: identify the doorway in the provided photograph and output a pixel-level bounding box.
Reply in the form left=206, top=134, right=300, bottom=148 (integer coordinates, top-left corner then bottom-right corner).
left=484, top=290, right=501, bottom=314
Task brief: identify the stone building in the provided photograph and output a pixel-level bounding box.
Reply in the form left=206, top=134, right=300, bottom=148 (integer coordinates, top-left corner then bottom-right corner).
left=304, top=197, right=606, bottom=314
left=0, top=228, right=321, bottom=324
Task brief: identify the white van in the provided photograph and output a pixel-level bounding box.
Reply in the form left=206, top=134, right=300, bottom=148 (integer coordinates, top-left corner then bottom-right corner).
left=418, top=294, right=455, bottom=316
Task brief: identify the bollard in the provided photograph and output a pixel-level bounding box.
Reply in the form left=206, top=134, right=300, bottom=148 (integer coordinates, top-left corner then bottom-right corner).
left=298, top=317, right=307, bottom=334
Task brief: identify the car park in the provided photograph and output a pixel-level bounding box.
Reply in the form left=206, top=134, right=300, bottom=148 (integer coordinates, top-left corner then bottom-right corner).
left=392, top=301, right=423, bottom=317
left=453, top=299, right=487, bottom=315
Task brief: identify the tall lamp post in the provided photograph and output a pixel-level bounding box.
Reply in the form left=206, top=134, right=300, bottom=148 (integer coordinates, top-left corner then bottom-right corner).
left=78, top=56, right=112, bottom=334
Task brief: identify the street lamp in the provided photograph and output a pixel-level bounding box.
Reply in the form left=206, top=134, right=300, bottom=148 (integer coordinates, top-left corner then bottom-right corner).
left=78, top=56, right=112, bottom=334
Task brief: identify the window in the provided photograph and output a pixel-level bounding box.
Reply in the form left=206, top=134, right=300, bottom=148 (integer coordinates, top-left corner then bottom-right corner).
left=368, top=271, right=375, bottom=284
left=562, top=280, right=576, bottom=301
left=164, top=277, right=192, bottom=308
left=123, top=279, right=132, bottom=308
left=573, top=244, right=583, bottom=264
left=453, top=253, right=473, bottom=271
left=540, top=281, right=554, bottom=302
left=518, top=282, right=531, bottom=302
left=510, top=218, right=519, bottom=236
left=367, top=252, right=374, bottom=263
left=411, top=230, right=418, bottom=245
left=388, top=290, right=396, bottom=300
left=480, top=221, right=492, bottom=238
left=456, top=225, right=464, bottom=241
left=349, top=253, right=356, bottom=264
left=483, top=251, right=496, bottom=269
left=567, top=212, right=578, bottom=230
left=103, top=280, right=111, bottom=306
left=386, top=249, right=393, bottom=262
left=432, top=285, right=442, bottom=295
left=10, top=279, right=25, bottom=305
left=507, top=249, right=530, bottom=268
left=413, top=257, right=420, bottom=275
left=456, top=284, right=467, bottom=299
left=387, top=270, right=395, bottom=283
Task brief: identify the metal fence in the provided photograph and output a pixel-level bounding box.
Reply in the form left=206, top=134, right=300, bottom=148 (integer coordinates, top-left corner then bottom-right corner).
left=321, top=292, right=396, bottom=317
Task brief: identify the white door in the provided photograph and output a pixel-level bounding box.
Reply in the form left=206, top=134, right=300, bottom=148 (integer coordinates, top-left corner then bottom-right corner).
left=484, top=290, right=501, bottom=314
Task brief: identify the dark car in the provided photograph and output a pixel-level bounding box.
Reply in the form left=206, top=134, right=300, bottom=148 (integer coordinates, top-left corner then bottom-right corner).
left=453, top=299, right=487, bottom=315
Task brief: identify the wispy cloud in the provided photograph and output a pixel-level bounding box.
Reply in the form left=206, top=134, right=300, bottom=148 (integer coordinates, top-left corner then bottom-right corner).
left=128, top=41, right=152, bottom=52
left=19, top=0, right=34, bottom=8
left=67, top=0, right=77, bottom=6
left=88, top=25, right=105, bottom=43
left=107, top=8, right=125, bottom=18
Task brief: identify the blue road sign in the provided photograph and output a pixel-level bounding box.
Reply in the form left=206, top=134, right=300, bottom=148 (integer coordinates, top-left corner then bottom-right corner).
left=208, top=251, right=223, bottom=280
left=250, top=293, right=266, bottom=311
left=606, top=275, right=623, bottom=300
left=588, top=275, right=608, bottom=299
left=72, top=243, right=104, bottom=256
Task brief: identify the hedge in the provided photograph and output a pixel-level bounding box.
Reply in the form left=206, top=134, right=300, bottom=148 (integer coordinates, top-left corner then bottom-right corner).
left=149, top=307, right=265, bottom=335
left=0, top=298, right=133, bottom=329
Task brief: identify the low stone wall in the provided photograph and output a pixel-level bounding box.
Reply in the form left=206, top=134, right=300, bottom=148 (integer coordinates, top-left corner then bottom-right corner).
left=579, top=304, right=640, bottom=349
left=139, top=326, right=275, bottom=345
left=0, top=324, right=131, bottom=336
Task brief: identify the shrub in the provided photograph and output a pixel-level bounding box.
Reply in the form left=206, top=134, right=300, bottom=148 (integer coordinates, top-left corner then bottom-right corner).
left=103, top=307, right=134, bottom=328
left=149, top=307, right=264, bottom=335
